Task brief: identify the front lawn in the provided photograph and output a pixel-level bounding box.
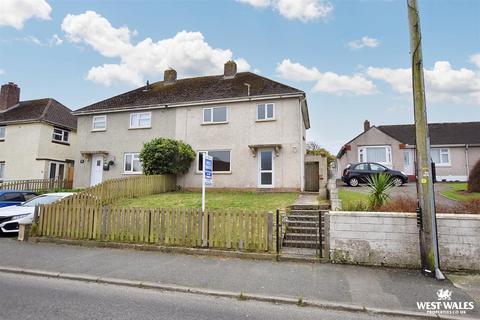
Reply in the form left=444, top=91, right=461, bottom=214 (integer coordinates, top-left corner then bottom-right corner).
left=338, top=189, right=369, bottom=210
left=440, top=183, right=480, bottom=202
left=114, top=191, right=299, bottom=211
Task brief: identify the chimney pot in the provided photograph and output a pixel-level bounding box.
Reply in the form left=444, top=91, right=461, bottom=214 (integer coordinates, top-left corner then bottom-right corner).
left=0, top=82, right=20, bottom=111
left=224, top=60, right=237, bottom=79
left=364, top=120, right=371, bottom=132
left=164, top=68, right=177, bottom=84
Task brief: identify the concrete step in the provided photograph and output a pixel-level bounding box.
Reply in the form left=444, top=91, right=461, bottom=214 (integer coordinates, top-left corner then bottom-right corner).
left=287, top=215, right=319, bottom=221
left=290, top=204, right=319, bottom=210
left=286, top=226, right=318, bottom=232
left=283, top=239, right=319, bottom=249
left=286, top=221, right=318, bottom=227
left=284, top=233, right=318, bottom=241
left=289, top=210, right=321, bottom=215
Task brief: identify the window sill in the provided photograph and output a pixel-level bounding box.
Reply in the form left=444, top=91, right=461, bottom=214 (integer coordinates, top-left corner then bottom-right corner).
left=195, top=171, right=232, bottom=175
left=128, top=126, right=151, bottom=130
left=256, top=118, right=276, bottom=122
left=201, top=122, right=229, bottom=126
left=51, top=140, right=70, bottom=146
left=434, top=164, right=451, bottom=167
left=92, top=129, right=106, bottom=132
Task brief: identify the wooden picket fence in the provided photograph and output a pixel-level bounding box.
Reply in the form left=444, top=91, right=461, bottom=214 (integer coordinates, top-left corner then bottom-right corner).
left=0, top=178, right=72, bottom=193
left=36, top=206, right=275, bottom=253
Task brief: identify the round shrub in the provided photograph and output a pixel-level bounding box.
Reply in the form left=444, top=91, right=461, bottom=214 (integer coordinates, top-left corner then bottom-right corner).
left=140, top=138, right=195, bottom=175
left=468, top=159, right=480, bottom=192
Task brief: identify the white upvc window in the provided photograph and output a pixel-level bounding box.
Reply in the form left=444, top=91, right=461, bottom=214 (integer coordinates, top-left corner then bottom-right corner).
left=431, top=148, right=451, bottom=166
left=124, top=153, right=143, bottom=174
left=0, top=126, right=5, bottom=140
left=203, top=107, right=228, bottom=124
left=358, top=145, right=392, bottom=167
left=257, top=103, right=275, bottom=121
left=52, top=127, right=70, bottom=143
left=92, top=115, right=107, bottom=131
left=197, top=150, right=231, bottom=173
left=0, top=162, right=4, bottom=179
left=130, top=112, right=151, bottom=129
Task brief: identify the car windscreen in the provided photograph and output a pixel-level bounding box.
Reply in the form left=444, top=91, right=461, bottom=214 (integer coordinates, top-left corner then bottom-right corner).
left=21, top=195, right=63, bottom=207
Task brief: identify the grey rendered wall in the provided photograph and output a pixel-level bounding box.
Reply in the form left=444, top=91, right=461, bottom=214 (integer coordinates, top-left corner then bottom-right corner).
left=328, top=211, right=480, bottom=271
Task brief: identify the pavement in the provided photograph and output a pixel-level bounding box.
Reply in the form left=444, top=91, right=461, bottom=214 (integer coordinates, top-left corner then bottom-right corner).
left=338, top=181, right=458, bottom=208
left=0, top=272, right=412, bottom=320
left=0, top=238, right=478, bottom=319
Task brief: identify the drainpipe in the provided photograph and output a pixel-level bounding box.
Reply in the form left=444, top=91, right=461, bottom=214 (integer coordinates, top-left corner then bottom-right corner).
left=300, top=98, right=306, bottom=192
left=465, top=144, right=470, bottom=179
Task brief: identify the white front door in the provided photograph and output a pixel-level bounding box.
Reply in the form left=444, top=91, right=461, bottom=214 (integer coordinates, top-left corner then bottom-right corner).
left=403, top=149, right=415, bottom=176
left=258, top=149, right=274, bottom=188
left=90, top=154, right=103, bottom=186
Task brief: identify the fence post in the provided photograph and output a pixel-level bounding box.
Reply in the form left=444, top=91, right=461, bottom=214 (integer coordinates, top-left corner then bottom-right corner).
left=267, top=212, right=273, bottom=252
left=101, top=206, right=108, bottom=240
left=275, top=209, right=280, bottom=256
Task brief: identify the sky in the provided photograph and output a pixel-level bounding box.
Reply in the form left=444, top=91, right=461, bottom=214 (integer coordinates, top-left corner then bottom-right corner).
left=1, top=0, right=479, bottom=154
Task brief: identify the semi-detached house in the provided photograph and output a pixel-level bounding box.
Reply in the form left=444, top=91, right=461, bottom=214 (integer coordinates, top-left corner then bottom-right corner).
left=73, top=61, right=311, bottom=191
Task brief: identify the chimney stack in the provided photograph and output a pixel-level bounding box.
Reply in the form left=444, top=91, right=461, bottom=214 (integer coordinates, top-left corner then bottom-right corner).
left=224, top=60, right=237, bottom=79
left=0, top=82, right=20, bottom=111
left=164, top=68, right=177, bottom=84
left=364, top=120, right=371, bottom=132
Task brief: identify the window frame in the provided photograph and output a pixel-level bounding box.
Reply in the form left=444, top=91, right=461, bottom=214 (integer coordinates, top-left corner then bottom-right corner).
left=431, top=148, right=451, bottom=167
left=129, top=112, right=152, bottom=129
left=52, top=127, right=70, bottom=144
left=0, top=162, right=4, bottom=179
left=202, top=107, right=228, bottom=124
left=358, top=145, right=392, bottom=166
left=92, top=115, right=107, bottom=131
left=0, top=126, right=5, bottom=140
left=123, top=153, right=143, bottom=174
left=256, top=103, right=275, bottom=121
left=197, top=150, right=232, bottom=173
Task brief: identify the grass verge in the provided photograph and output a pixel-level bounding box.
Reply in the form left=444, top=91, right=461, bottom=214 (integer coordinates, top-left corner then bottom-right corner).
left=440, top=183, right=480, bottom=202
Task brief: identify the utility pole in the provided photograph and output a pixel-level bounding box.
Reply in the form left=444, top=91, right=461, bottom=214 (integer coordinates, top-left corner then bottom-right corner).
left=407, top=0, right=444, bottom=280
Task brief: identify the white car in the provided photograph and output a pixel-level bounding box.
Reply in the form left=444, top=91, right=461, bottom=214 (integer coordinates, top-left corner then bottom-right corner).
left=0, top=192, right=74, bottom=234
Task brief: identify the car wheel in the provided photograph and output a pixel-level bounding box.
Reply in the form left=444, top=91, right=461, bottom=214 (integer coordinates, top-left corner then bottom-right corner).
left=393, top=177, right=403, bottom=187
left=348, top=177, right=359, bottom=187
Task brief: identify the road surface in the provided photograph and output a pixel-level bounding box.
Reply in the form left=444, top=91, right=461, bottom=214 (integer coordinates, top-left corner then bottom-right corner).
left=0, top=272, right=415, bottom=320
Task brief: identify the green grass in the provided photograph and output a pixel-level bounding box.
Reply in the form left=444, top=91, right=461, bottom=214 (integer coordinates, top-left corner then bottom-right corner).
left=338, top=189, right=369, bottom=210
left=440, top=183, right=480, bottom=202
left=113, top=191, right=299, bottom=211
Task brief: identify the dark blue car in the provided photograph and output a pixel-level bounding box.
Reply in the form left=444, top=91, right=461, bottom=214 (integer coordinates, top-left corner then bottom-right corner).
left=0, top=190, right=38, bottom=208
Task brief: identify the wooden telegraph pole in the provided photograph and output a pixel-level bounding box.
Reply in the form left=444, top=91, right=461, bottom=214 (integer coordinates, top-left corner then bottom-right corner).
left=407, top=0, right=444, bottom=280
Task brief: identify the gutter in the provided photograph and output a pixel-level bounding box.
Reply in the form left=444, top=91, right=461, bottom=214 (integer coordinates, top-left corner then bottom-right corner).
left=73, top=92, right=306, bottom=116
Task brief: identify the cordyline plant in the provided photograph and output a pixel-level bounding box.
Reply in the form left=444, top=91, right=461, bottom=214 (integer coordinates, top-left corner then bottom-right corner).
left=365, top=173, right=395, bottom=210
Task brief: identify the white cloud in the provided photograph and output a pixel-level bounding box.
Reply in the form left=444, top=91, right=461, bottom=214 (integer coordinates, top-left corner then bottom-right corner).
left=49, top=34, right=63, bottom=46
left=367, top=59, right=480, bottom=105
left=18, top=35, right=42, bottom=45
left=61, top=11, right=250, bottom=86
left=470, top=53, right=480, bottom=69
left=0, top=0, right=51, bottom=29
left=237, top=0, right=271, bottom=8
left=348, top=36, right=380, bottom=50
left=238, top=0, right=333, bottom=22
left=276, top=59, right=377, bottom=95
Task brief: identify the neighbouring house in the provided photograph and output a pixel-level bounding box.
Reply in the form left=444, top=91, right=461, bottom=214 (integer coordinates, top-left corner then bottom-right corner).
left=0, top=82, right=77, bottom=182
left=336, top=120, right=480, bottom=182
left=73, top=61, right=311, bottom=191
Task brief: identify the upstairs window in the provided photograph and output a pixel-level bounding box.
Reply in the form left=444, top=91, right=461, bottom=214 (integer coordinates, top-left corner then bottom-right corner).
left=257, top=103, right=275, bottom=121
left=130, top=112, right=151, bottom=128
left=0, top=126, right=5, bottom=140
left=431, top=148, right=450, bottom=166
left=92, top=115, right=107, bottom=131
left=52, top=127, right=70, bottom=144
left=203, top=107, right=227, bottom=124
